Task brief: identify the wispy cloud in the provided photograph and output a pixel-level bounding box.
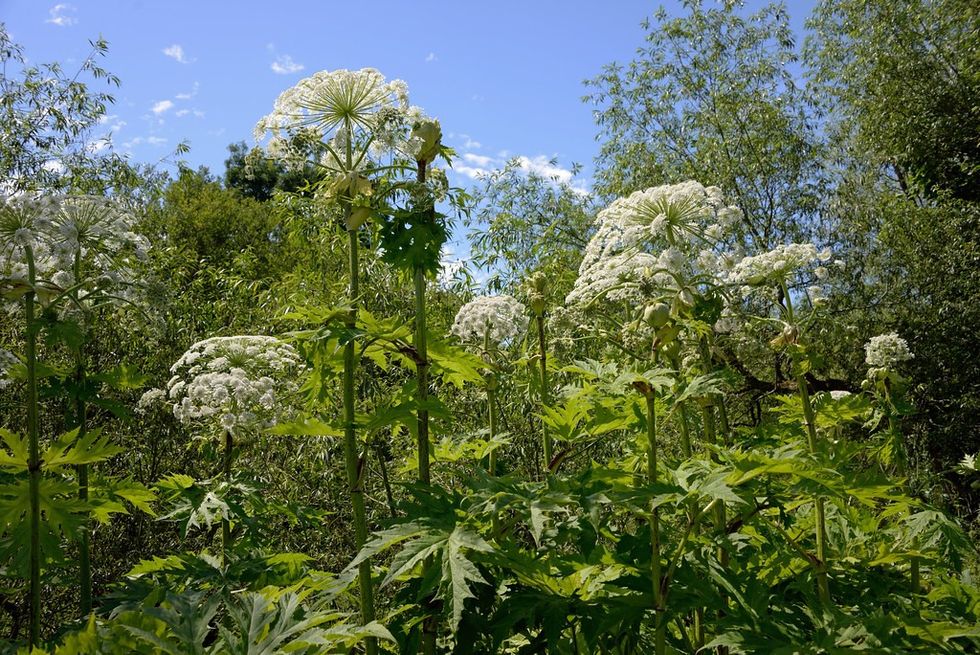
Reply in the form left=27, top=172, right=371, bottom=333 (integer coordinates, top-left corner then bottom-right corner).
left=425, top=52, right=437, bottom=63
left=45, top=3, right=77, bottom=27
left=271, top=54, right=304, bottom=75
left=146, top=136, right=167, bottom=146
left=86, top=138, right=111, bottom=154
left=175, top=109, right=190, bottom=118
left=451, top=142, right=590, bottom=195
left=162, top=44, right=192, bottom=64
left=515, top=155, right=575, bottom=185
left=174, top=82, right=199, bottom=100
left=462, top=153, right=495, bottom=168
left=151, top=100, right=174, bottom=115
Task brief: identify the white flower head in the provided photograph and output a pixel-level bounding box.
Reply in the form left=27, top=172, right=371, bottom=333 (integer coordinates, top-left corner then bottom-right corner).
left=451, top=295, right=528, bottom=346
left=726, top=243, right=822, bottom=286
left=570, top=182, right=741, bottom=314
left=1, top=194, right=148, bottom=306
left=167, top=335, right=305, bottom=434
left=256, top=68, right=427, bottom=164
left=864, top=332, right=914, bottom=369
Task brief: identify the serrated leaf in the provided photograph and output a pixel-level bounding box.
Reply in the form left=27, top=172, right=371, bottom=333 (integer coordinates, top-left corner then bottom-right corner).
left=268, top=416, right=342, bottom=437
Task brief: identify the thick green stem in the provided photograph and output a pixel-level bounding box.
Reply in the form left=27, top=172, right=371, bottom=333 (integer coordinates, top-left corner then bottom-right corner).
left=677, top=400, right=703, bottom=646
left=889, top=416, right=920, bottom=596
left=221, top=429, right=233, bottom=562
left=645, top=393, right=665, bottom=655
left=415, top=268, right=431, bottom=486
left=70, top=242, right=92, bottom=618
left=796, top=371, right=831, bottom=605
left=414, top=161, right=437, bottom=655
left=701, top=405, right=726, bottom=538
left=781, top=286, right=831, bottom=605
left=535, top=314, right=553, bottom=474
left=77, top=463, right=90, bottom=616
left=487, top=385, right=498, bottom=475
left=74, top=351, right=91, bottom=616
left=343, top=222, right=376, bottom=653
left=677, top=401, right=693, bottom=459
left=25, top=249, right=41, bottom=648
left=780, top=281, right=831, bottom=606
left=716, top=399, right=732, bottom=448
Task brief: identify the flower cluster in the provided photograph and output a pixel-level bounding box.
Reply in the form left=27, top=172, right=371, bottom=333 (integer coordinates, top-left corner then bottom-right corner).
left=579, top=181, right=741, bottom=272
left=451, top=295, right=528, bottom=346
left=565, top=251, right=660, bottom=309
left=726, top=243, right=831, bottom=287
left=255, top=68, right=428, bottom=165
left=162, top=336, right=304, bottom=434
left=569, top=182, right=741, bottom=310
left=0, top=194, right=149, bottom=296
left=0, top=349, right=17, bottom=388
left=864, top=333, right=914, bottom=369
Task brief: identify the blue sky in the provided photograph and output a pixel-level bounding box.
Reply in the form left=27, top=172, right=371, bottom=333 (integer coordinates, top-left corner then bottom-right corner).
left=1, top=0, right=813, bottom=195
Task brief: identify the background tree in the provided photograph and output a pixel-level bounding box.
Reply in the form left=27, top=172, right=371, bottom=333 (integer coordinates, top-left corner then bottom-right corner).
left=806, top=0, right=980, bottom=506
left=584, top=0, right=825, bottom=250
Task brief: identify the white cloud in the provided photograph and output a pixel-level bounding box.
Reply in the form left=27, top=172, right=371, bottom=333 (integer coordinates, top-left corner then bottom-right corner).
left=456, top=165, right=490, bottom=180
left=271, top=54, right=304, bottom=75
left=98, top=114, right=127, bottom=134
left=162, top=44, right=191, bottom=64
left=42, top=159, right=66, bottom=174
left=175, top=109, right=190, bottom=117
left=462, top=153, right=495, bottom=168
left=175, top=82, right=199, bottom=100
left=193, top=109, right=205, bottom=118
left=515, top=155, right=574, bottom=185
left=425, top=52, right=437, bottom=63
left=151, top=100, right=174, bottom=115
left=86, top=138, right=111, bottom=154
left=45, top=4, right=77, bottom=26
left=437, top=245, right=468, bottom=286
left=146, top=136, right=167, bottom=146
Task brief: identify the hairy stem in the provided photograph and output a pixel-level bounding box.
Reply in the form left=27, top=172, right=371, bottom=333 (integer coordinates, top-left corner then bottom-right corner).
left=221, top=429, right=233, bottom=562
left=414, top=161, right=437, bottom=655
left=25, top=247, right=41, bottom=648
left=781, top=281, right=831, bottom=606
left=536, top=314, right=553, bottom=474
left=343, top=217, right=376, bottom=653
left=646, top=392, right=666, bottom=655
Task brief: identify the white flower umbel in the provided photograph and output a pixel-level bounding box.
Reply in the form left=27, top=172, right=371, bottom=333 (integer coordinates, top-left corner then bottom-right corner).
left=0, top=349, right=17, bottom=388
left=569, top=182, right=741, bottom=309
left=451, top=295, right=528, bottom=347
left=864, top=333, right=914, bottom=369
left=167, top=336, right=304, bottom=435
left=0, top=194, right=149, bottom=300
left=565, top=251, right=661, bottom=309
left=579, top=181, right=742, bottom=272
left=726, top=243, right=832, bottom=288
left=255, top=68, right=427, bottom=175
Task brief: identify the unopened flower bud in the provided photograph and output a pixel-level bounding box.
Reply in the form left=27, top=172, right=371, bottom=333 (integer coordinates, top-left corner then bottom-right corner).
left=643, top=302, right=671, bottom=329
left=769, top=324, right=799, bottom=349
left=411, top=119, right=442, bottom=163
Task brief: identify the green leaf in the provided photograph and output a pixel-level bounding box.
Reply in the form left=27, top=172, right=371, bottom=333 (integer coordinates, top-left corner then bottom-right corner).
left=44, top=428, right=123, bottom=469
left=378, top=208, right=448, bottom=274
left=0, top=428, right=28, bottom=470
left=267, top=416, right=342, bottom=437
left=91, top=363, right=150, bottom=390
left=443, top=525, right=492, bottom=631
